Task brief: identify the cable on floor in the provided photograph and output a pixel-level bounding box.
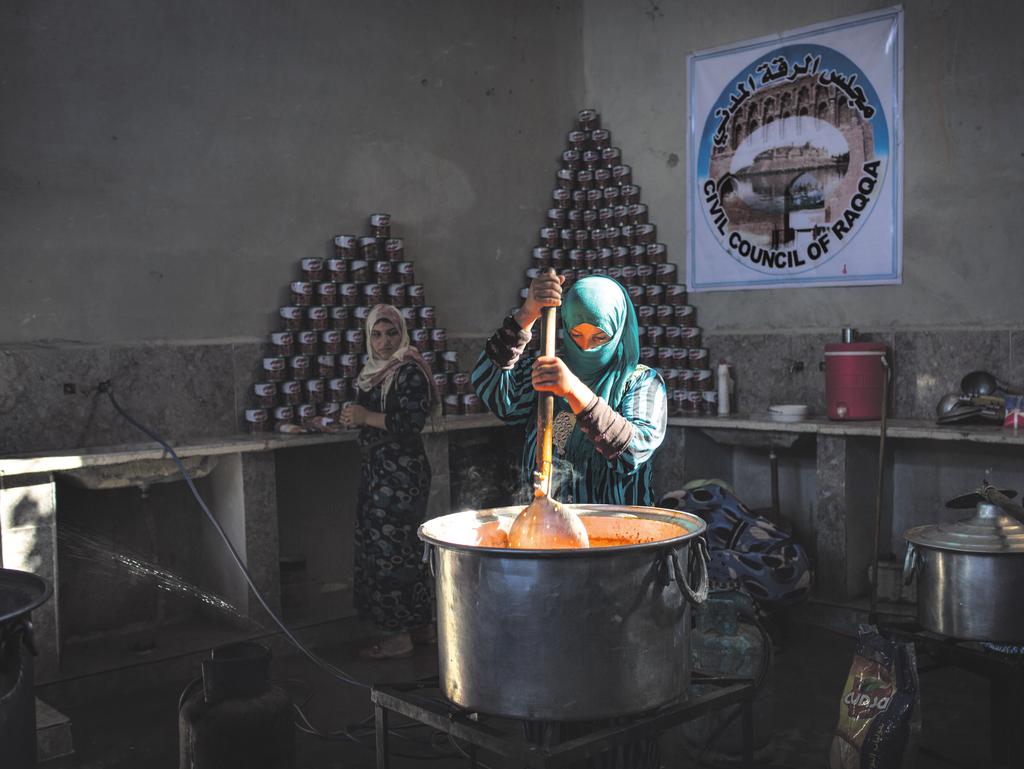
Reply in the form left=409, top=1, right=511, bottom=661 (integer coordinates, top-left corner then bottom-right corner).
left=107, top=387, right=458, bottom=758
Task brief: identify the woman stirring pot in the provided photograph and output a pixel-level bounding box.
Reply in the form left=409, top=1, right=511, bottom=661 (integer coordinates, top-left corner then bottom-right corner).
left=473, top=271, right=668, bottom=506
left=338, top=304, right=437, bottom=659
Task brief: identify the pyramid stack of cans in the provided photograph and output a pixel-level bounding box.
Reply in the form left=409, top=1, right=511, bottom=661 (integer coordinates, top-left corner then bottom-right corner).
left=520, top=109, right=716, bottom=417
left=244, top=213, right=482, bottom=433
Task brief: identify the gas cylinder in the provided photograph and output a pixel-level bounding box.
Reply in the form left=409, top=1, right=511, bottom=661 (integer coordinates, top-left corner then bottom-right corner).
left=674, top=592, right=773, bottom=761
left=178, top=642, right=294, bottom=769
left=691, top=591, right=764, bottom=678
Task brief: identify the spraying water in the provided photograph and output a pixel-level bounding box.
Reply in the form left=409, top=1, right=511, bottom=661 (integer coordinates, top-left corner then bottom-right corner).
left=58, top=524, right=245, bottom=620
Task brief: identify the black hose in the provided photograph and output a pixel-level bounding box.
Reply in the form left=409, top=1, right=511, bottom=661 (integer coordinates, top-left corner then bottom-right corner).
left=104, top=387, right=367, bottom=690
left=113, top=387, right=470, bottom=760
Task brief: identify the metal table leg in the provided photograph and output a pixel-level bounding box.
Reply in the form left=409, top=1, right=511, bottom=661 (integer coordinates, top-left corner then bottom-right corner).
left=1011, top=667, right=1024, bottom=769
left=376, top=703, right=389, bottom=769
left=991, top=665, right=1024, bottom=767
left=371, top=678, right=756, bottom=769
left=741, top=698, right=753, bottom=769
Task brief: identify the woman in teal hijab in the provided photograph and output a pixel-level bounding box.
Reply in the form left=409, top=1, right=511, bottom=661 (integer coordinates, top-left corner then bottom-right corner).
left=473, top=271, right=668, bottom=506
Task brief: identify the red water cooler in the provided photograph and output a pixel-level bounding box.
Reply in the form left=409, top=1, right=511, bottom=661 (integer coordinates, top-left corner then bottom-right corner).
left=824, top=341, right=887, bottom=420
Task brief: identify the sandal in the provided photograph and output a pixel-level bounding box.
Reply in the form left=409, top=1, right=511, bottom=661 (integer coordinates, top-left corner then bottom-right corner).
left=359, top=633, right=414, bottom=660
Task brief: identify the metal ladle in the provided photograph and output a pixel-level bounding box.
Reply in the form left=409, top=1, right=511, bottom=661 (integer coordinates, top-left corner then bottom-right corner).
left=936, top=391, right=1004, bottom=419
left=508, top=302, right=590, bottom=550
left=936, top=392, right=966, bottom=419
left=960, top=370, right=1023, bottom=398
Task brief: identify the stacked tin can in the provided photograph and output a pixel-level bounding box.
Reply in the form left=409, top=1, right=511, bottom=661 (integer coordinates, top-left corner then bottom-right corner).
left=523, top=109, right=716, bottom=418
left=244, top=213, right=479, bottom=432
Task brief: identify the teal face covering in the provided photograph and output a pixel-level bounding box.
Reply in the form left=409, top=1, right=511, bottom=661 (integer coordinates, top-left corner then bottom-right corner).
left=560, top=276, right=640, bottom=407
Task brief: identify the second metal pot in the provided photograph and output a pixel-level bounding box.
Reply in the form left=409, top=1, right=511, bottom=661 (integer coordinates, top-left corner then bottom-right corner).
left=903, top=499, right=1024, bottom=643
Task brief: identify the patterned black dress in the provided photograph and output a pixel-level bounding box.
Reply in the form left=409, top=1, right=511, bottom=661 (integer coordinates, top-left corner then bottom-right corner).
left=352, top=362, right=433, bottom=632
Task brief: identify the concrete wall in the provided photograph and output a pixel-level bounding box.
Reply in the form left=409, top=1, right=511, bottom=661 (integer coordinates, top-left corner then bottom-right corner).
left=581, top=0, right=1024, bottom=332
left=577, top=1, right=1024, bottom=573
left=3, top=0, right=1022, bottom=447
left=0, top=0, right=581, bottom=344
left=0, top=0, right=583, bottom=453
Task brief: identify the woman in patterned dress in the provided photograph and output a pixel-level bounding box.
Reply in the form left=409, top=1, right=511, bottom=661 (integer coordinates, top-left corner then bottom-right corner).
left=472, top=271, right=668, bottom=506
left=339, top=304, right=436, bottom=659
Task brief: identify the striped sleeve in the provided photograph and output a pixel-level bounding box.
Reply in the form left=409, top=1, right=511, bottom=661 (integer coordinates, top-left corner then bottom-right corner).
left=596, top=367, right=667, bottom=474
left=484, top=314, right=532, bottom=368
left=575, top=397, right=634, bottom=460
left=471, top=316, right=536, bottom=426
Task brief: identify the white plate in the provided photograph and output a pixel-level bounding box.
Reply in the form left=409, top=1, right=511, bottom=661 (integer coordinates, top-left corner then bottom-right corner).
left=768, top=403, right=809, bottom=412
left=768, top=412, right=808, bottom=423
left=768, top=404, right=810, bottom=422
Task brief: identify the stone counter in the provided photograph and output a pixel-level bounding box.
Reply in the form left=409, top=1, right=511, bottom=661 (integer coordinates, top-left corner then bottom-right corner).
left=4, top=406, right=1023, bottom=687
left=0, top=413, right=504, bottom=477
left=0, top=414, right=508, bottom=683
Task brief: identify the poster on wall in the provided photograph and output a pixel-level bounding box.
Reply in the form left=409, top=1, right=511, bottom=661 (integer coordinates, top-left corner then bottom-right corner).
left=687, top=7, right=903, bottom=291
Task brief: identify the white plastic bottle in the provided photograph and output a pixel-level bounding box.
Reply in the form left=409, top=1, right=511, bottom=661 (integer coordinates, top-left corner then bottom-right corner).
left=716, top=360, right=732, bottom=416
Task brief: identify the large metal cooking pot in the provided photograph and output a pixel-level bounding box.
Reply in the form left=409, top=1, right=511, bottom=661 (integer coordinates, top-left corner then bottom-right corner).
left=419, top=504, right=708, bottom=721
left=903, top=489, right=1024, bottom=643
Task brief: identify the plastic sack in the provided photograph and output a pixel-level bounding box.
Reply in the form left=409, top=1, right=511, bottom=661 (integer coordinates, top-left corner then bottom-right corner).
left=829, top=625, right=920, bottom=769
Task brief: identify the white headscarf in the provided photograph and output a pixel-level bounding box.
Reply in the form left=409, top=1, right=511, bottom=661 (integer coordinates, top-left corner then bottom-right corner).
left=355, top=304, right=435, bottom=407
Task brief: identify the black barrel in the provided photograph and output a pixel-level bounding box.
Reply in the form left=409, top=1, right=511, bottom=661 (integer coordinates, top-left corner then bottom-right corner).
left=0, top=568, right=52, bottom=769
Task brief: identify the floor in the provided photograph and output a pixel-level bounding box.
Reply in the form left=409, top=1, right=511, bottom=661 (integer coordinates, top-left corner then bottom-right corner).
left=33, top=610, right=1006, bottom=769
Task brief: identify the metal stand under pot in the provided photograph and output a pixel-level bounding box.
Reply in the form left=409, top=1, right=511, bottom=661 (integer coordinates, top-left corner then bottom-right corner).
left=371, top=674, right=756, bottom=769
left=879, top=621, right=1024, bottom=768
left=898, top=482, right=1024, bottom=767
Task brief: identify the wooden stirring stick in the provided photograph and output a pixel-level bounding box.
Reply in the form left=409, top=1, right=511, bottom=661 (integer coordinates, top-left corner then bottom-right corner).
left=508, top=294, right=590, bottom=549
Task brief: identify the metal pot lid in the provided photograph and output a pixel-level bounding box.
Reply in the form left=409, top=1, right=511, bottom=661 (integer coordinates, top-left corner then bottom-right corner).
left=904, top=502, right=1024, bottom=553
